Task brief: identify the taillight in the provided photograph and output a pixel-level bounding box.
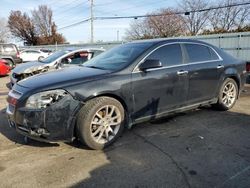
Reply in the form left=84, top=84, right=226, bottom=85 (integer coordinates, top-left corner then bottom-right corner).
left=17, top=52, right=20, bottom=58
left=246, top=62, right=250, bottom=72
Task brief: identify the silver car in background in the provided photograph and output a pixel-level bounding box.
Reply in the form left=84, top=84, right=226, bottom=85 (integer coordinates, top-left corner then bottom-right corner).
left=7, top=48, right=105, bottom=88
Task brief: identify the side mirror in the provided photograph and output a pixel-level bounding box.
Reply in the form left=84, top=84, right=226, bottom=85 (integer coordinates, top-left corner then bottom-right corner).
left=138, top=59, right=162, bottom=71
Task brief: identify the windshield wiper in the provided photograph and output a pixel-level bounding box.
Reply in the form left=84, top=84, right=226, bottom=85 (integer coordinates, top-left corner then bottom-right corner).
left=84, top=65, right=107, bottom=70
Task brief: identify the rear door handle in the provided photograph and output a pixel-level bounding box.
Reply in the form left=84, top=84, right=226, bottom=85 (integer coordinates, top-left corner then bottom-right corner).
left=177, top=70, right=188, bottom=75
left=217, top=65, right=224, bottom=69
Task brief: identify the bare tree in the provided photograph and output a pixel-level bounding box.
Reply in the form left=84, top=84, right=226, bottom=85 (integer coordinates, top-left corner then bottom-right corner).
left=125, top=19, right=154, bottom=40
left=32, top=5, right=66, bottom=45
left=0, top=18, right=10, bottom=43
left=8, top=11, right=38, bottom=45
left=8, top=5, right=66, bottom=45
left=32, top=5, right=53, bottom=38
left=125, top=9, right=186, bottom=40
left=179, top=0, right=210, bottom=35
left=209, top=0, right=250, bottom=31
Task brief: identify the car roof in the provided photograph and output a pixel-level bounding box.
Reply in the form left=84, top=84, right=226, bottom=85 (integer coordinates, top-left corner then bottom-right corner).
left=129, top=38, right=212, bottom=47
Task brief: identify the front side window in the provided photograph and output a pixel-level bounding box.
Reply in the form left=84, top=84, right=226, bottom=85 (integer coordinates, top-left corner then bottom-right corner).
left=62, top=51, right=89, bottom=65
left=146, top=44, right=183, bottom=67
left=185, top=44, right=219, bottom=63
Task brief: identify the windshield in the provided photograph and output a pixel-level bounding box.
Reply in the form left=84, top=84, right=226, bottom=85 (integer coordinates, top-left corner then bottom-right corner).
left=83, top=43, right=153, bottom=71
left=40, top=50, right=69, bottom=64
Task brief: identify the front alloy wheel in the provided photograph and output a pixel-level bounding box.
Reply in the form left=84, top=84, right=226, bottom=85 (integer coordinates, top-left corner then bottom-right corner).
left=90, top=105, right=122, bottom=144
left=77, top=97, right=125, bottom=150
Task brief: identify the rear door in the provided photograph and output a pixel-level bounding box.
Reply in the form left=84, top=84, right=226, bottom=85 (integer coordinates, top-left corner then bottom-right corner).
left=184, top=43, right=224, bottom=104
left=131, top=43, right=189, bottom=121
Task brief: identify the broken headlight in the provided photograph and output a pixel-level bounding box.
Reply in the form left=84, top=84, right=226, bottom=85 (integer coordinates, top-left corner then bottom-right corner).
left=26, top=90, right=67, bottom=109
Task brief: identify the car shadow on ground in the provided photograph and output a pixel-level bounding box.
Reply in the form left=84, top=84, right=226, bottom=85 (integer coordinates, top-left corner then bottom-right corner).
left=69, top=108, right=250, bottom=188
left=0, top=108, right=59, bottom=147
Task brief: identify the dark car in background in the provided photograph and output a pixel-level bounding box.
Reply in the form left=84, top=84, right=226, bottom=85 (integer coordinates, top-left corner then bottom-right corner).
left=0, top=43, right=22, bottom=69
left=6, top=39, right=246, bottom=150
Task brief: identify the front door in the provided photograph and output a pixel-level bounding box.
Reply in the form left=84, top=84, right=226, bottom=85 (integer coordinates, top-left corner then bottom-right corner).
left=131, top=43, right=189, bottom=122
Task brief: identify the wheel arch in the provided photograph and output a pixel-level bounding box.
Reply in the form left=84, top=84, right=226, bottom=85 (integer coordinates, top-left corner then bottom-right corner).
left=227, top=75, right=240, bottom=90
left=72, top=92, right=130, bottom=140
left=86, top=93, right=129, bottom=113
left=224, top=67, right=241, bottom=95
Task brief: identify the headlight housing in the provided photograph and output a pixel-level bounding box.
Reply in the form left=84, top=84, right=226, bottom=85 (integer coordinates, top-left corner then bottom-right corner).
left=26, top=89, right=67, bottom=109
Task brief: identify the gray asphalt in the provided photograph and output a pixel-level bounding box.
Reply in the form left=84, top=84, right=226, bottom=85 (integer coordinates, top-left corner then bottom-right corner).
left=0, top=75, right=250, bottom=188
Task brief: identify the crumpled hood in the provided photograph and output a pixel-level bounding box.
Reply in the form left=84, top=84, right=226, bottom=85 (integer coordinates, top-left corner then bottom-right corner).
left=17, top=66, right=111, bottom=89
left=13, top=61, right=52, bottom=74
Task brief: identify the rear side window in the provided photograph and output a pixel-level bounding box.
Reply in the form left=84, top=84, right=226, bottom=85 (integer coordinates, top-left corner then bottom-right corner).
left=185, top=44, right=219, bottom=63
left=146, top=44, right=183, bottom=67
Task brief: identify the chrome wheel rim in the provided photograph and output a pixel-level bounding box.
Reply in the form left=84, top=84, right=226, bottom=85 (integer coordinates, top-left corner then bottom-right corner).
left=222, top=82, right=237, bottom=108
left=90, top=105, right=121, bottom=144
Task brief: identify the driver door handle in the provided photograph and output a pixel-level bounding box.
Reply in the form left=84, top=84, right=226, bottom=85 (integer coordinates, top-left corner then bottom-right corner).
left=177, top=70, right=188, bottom=76
left=217, top=65, right=224, bottom=69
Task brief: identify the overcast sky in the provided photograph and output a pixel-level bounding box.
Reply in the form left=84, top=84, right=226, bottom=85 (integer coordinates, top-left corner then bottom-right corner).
left=0, top=0, right=178, bottom=43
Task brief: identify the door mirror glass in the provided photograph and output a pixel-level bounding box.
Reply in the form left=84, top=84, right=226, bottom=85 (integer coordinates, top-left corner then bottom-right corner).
left=139, top=59, right=162, bottom=71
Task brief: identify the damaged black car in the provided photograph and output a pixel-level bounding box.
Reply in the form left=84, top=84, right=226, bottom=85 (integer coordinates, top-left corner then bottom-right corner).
left=6, top=39, right=246, bottom=150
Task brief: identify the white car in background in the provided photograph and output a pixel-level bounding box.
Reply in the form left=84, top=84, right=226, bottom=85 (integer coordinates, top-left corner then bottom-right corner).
left=20, top=49, right=50, bottom=62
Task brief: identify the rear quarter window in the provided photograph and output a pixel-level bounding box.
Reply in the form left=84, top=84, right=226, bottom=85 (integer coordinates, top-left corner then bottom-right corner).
left=185, top=43, right=219, bottom=63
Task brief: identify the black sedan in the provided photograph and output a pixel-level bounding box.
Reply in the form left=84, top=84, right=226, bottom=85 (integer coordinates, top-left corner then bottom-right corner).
left=6, top=39, right=246, bottom=150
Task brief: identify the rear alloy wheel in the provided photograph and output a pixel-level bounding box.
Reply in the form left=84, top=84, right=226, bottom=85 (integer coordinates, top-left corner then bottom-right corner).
left=77, top=97, right=125, bottom=150
left=213, top=78, right=238, bottom=111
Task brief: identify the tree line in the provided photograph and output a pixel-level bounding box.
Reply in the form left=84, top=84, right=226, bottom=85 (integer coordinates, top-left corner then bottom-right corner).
left=125, top=0, right=250, bottom=40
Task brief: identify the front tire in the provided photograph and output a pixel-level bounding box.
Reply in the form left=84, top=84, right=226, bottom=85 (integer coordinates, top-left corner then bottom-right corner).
left=213, top=78, right=238, bottom=111
left=77, top=97, right=125, bottom=150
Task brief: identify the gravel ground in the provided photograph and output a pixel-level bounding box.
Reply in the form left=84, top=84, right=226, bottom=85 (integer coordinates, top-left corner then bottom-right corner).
left=0, top=75, right=250, bottom=188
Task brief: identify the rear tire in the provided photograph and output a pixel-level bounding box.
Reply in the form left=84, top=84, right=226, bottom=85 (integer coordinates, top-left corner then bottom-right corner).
left=213, top=78, right=238, bottom=111
left=76, top=97, right=125, bottom=150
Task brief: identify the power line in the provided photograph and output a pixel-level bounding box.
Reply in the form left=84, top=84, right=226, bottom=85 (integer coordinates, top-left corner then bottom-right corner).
left=95, top=2, right=250, bottom=20
left=58, top=2, right=250, bottom=30
left=52, top=0, right=84, bottom=12
left=58, top=18, right=91, bottom=30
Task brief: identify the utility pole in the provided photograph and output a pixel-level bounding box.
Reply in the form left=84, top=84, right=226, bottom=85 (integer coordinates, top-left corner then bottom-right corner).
left=90, top=0, right=94, bottom=43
